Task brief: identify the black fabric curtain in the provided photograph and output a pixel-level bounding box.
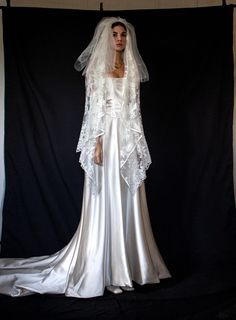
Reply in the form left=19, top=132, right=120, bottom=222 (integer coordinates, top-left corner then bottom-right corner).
left=1, top=5, right=236, bottom=297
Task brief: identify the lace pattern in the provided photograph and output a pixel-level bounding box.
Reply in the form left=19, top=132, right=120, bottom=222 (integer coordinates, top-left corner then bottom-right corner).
left=76, top=73, right=151, bottom=195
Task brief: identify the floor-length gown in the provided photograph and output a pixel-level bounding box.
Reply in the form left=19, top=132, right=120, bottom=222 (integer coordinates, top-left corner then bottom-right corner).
left=0, top=77, right=171, bottom=298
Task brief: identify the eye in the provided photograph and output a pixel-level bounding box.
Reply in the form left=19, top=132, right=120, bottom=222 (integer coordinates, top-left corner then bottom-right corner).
left=121, top=32, right=127, bottom=37
left=113, top=32, right=117, bottom=37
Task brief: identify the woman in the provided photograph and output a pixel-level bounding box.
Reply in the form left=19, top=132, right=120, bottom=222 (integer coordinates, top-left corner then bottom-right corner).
left=0, top=17, right=171, bottom=298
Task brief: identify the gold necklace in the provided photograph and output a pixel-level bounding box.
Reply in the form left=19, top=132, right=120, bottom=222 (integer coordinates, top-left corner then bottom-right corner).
left=114, top=62, right=123, bottom=69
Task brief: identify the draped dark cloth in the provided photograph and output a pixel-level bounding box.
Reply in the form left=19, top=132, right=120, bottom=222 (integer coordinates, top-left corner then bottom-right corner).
left=1, top=5, right=236, bottom=298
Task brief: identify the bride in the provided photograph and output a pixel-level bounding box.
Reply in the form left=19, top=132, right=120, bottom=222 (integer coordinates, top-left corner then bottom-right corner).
left=0, top=16, right=171, bottom=298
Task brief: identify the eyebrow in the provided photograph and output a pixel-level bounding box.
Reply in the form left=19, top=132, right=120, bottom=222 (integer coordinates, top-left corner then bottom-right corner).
left=112, top=31, right=127, bottom=35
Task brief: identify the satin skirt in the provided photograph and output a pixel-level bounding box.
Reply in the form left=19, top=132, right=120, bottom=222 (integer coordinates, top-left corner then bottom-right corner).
left=0, top=116, right=171, bottom=298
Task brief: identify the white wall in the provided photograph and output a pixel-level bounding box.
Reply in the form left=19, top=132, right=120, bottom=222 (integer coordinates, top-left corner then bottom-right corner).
left=1, top=0, right=236, bottom=10
left=0, top=11, right=5, bottom=241
left=0, top=11, right=5, bottom=239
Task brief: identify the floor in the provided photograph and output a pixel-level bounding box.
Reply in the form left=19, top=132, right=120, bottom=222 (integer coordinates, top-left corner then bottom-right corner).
left=1, top=272, right=236, bottom=320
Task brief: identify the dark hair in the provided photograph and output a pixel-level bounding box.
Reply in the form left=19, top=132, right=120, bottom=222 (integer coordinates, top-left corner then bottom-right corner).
left=111, top=21, right=127, bottom=31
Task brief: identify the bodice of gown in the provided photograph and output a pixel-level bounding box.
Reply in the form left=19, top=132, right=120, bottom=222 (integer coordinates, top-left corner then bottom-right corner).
left=105, top=77, right=126, bottom=118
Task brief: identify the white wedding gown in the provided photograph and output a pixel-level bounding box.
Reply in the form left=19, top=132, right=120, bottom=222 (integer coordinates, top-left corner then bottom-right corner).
left=0, top=77, right=171, bottom=298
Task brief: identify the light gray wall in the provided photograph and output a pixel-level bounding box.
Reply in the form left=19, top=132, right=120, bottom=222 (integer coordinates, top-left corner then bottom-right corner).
left=0, top=11, right=5, bottom=241
left=1, top=0, right=236, bottom=10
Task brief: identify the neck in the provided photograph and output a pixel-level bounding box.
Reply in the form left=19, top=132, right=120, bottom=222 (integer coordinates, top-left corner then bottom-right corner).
left=114, top=52, right=123, bottom=68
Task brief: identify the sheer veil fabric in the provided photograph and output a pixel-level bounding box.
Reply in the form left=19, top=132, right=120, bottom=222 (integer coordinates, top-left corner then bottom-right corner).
left=0, top=16, right=171, bottom=298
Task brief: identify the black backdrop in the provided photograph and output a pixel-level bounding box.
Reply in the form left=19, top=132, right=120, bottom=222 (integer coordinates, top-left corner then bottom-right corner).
left=1, top=5, right=236, bottom=297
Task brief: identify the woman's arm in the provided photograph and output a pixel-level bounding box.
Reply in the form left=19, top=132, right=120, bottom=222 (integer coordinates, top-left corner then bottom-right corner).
left=93, top=136, right=103, bottom=166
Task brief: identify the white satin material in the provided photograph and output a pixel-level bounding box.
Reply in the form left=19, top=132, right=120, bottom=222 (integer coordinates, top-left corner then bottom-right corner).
left=0, top=78, right=171, bottom=298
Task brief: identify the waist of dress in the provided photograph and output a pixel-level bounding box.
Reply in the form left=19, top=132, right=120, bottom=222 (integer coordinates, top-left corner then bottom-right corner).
left=105, top=105, right=122, bottom=118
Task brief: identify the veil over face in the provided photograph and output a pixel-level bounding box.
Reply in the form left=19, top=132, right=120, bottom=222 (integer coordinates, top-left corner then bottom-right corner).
left=74, top=16, right=149, bottom=83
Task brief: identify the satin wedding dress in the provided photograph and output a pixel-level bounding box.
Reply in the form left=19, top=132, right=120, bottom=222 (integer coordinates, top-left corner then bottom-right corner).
left=0, top=77, right=171, bottom=298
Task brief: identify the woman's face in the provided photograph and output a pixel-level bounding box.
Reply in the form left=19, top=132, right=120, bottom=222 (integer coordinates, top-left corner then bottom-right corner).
left=111, top=25, right=127, bottom=52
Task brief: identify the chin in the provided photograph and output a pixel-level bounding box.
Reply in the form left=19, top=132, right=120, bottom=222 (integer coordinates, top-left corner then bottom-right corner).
left=116, top=47, right=125, bottom=52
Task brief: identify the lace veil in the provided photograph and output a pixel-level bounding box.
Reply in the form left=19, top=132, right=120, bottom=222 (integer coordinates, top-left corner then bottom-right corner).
left=75, top=16, right=151, bottom=194
left=74, top=16, right=149, bottom=82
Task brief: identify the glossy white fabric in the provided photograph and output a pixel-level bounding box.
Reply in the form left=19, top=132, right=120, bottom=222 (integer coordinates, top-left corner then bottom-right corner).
left=0, top=77, right=171, bottom=298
